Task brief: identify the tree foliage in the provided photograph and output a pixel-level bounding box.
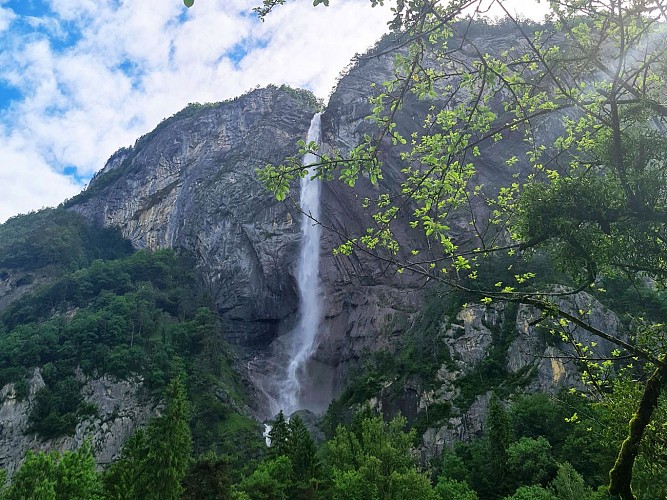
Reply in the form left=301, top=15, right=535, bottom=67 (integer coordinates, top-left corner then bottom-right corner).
left=0, top=208, right=132, bottom=274
left=257, top=1, right=667, bottom=497
left=0, top=247, right=236, bottom=440
left=327, top=414, right=435, bottom=499
left=3, top=441, right=101, bottom=500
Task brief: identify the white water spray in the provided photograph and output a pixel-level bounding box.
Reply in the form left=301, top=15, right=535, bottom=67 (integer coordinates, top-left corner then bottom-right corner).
left=277, top=113, right=323, bottom=415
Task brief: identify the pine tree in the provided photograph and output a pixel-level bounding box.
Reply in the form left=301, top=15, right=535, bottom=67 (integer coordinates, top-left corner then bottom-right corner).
left=287, top=415, right=319, bottom=486
left=145, top=375, right=193, bottom=500
left=103, top=429, right=149, bottom=500
left=268, top=410, right=290, bottom=458
left=103, top=377, right=193, bottom=500
left=486, top=393, right=513, bottom=492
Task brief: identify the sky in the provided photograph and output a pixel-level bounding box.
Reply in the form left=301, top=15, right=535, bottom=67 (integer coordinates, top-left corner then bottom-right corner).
left=0, top=0, right=550, bottom=223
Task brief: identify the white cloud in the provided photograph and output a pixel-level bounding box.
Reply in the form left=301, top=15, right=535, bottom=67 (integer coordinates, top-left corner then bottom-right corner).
left=0, top=0, right=394, bottom=222
left=0, top=131, right=81, bottom=222
left=0, top=2, right=15, bottom=33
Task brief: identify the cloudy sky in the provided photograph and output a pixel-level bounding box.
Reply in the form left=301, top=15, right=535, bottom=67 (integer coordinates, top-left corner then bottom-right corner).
left=0, top=0, right=549, bottom=223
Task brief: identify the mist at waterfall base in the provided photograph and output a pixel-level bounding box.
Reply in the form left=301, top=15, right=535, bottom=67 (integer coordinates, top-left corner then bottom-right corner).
left=263, top=113, right=331, bottom=418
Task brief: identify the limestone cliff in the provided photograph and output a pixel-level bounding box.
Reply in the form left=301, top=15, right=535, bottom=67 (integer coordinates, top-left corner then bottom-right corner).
left=365, top=290, right=625, bottom=461
left=61, top=34, right=584, bottom=422
left=69, top=88, right=314, bottom=349
left=66, top=79, right=431, bottom=417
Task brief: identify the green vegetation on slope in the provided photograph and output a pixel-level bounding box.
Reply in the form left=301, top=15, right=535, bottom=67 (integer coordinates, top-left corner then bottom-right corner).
left=0, top=208, right=132, bottom=274
left=6, top=387, right=664, bottom=499
left=0, top=209, right=251, bottom=446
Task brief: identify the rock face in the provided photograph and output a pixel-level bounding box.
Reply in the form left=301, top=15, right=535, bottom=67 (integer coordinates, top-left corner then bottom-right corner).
left=415, top=291, right=624, bottom=460
left=62, top=34, right=591, bottom=414
left=0, top=270, right=49, bottom=313
left=0, top=28, right=634, bottom=472
left=67, top=79, right=432, bottom=417
left=0, top=369, right=155, bottom=475
left=69, top=89, right=314, bottom=348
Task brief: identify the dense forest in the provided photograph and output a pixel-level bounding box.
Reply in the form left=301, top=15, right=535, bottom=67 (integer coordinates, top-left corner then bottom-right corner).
left=1, top=373, right=665, bottom=499
left=0, top=209, right=260, bottom=474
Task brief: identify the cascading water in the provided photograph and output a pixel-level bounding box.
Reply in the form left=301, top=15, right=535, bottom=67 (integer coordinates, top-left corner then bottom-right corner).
left=277, top=112, right=323, bottom=415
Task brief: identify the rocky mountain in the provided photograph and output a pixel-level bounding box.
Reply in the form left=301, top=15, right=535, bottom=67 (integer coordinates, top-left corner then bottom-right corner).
left=0, top=29, right=630, bottom=473
left=0, top=369, right=154, bottom=476
left=64, top=67, right=436, bottom=417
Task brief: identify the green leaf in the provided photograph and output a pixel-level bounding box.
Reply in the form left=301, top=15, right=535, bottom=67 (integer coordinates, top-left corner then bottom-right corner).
left=183, top=0, right=194, bottom=7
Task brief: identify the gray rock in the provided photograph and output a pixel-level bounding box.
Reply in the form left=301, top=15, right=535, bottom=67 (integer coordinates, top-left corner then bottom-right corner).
left=508, top=288, right=624, bottom=393
left=69, top=88, right=315, bottom=349
left=0, top=369, right=155, bottom=475
left=0, top=270, right=48, bottom=312
left=5, top=27, right=621, bottom=462
left=421, top=392, right=491, bottom=460
left=418, top=289, right=625, bottom=462
left=67, top=84, right=430, bottom=419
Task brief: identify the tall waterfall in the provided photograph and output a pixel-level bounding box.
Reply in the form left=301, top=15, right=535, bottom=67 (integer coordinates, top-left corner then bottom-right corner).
left=278, top=112, right=323, bottom=415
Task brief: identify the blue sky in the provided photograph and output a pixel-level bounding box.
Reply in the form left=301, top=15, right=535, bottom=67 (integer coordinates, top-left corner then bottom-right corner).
left=0, top=0, right=548, bottom=222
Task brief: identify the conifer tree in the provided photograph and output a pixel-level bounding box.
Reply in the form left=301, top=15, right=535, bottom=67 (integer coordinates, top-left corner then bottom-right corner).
left=103, top=376, right=192, bottom=500
left=486, top=393, right=513, bottom=492
left=103, top=429, right=149, bottom=500
left=145, top=375, right=193, bottom=500
left=287, top=415, right=319, bottom=480
left=268, top=410, right=290, bottom=458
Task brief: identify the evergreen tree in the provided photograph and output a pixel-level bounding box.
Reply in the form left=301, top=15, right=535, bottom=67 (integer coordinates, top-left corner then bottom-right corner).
left=182, top=451, right=234, bottom=500
left=55, top=441, right=102, bottom=499
left=268, top=410, right=290, bottom=458
left=486, top=394, right=513, bottom=486
left=0, top=469, right=6, bottom=496
left=503, top=485, right=556, bottom=500
left=103, top=376, right=192, bottom=500
left=434, top=478, right=479, bottom=500
left=103, top=429, right=149, bottom=500
left=549, top=462, right=592, bottom=500
left=287, top=415, right=319, bottom=481
left=5, top=451, right=57, bottom=500
left=234, top=455, right=293, bottom=500
left=4, top=442, right=101, bottom=500
left=439, top=448, right=469, bottom=483
left=145, top=375, right=193, bottom=500
left=506, top=437, right=558, bottom=488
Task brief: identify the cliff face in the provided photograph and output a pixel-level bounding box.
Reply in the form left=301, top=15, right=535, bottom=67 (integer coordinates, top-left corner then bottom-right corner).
left=420, top=291, right=623, bottom=459
left=69, top=89, right=314, bottom=349
left=61, top=35, right=573, bottom=420
left=0, top=369, right=155, bottom=475
left=0, top=30, right=631, bottom=472
left=66, top=78, right=433, bottom=417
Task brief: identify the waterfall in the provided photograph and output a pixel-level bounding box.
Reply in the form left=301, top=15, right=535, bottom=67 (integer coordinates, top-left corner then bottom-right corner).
left=277, top=112, right=323, bottom=415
